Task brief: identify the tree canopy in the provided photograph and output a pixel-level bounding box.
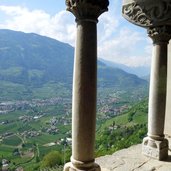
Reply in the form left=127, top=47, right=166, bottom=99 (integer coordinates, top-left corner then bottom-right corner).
left=41, top=151, right=62, bottom=168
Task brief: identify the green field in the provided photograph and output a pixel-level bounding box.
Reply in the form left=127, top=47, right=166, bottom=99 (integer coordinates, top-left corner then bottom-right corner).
left=96, top=99, right=148, bottom=156
left=3, top=135, right=22, bottom=146
left=0, top=97, right=148, bottom=170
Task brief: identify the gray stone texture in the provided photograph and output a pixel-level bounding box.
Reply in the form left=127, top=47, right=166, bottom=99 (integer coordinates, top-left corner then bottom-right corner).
left=96, top=143, right=171, bottom=171
left=122, top=0, right=171, bottom=160
left=64, top=0, right=109, bottom=170
left=165, top=42, right=171, bottom=136
left=122, top=0, right=171, bottom=27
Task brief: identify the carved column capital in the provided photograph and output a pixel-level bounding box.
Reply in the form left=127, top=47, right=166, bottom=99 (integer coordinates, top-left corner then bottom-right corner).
left=122, top=0, right=171, bottom=28
left=66, top=0, right=109, bottom=22
left=148, top=26, right=171, bottom=44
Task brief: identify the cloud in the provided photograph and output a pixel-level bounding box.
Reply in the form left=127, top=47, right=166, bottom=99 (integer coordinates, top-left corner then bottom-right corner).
left=98, top=26, right=151, bottom=67
left=97, top=0, right=152, bottom=67
left=0, top=4, right=151, bottom=67
left=0, top=5, right=76, bottom=45
left=98, top=12, right=119, bottom=43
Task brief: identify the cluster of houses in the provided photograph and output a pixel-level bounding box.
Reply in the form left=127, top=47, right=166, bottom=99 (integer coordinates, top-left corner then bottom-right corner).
left=0, top=132, right=14, bottom=142
left=18, top=116, right=71, bottom=137
left=98, top=104, right=129, bottom=116
left=1, top=159, right=24, bottom=171
left=1, top=159, right=10, bottom=171
left=18, top=115, right=34, bottom=123
left=0, top=120, right=11, bottom=125
left=44, top=137, right=72, bottom=147
left=46, top=126, right=59, bottom=135
left=48, top=116, right=71, bottom=126
left=0, top=97, right=71, bottom=114
left=20, top=130, right=41, bottom=138
left=18, top=115, right=44, bottom=123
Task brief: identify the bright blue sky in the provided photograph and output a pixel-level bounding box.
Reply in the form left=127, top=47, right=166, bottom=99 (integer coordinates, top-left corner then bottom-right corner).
left=0, top=0, right=151, bottom=67
left=0, top=0, right=66, bottom=14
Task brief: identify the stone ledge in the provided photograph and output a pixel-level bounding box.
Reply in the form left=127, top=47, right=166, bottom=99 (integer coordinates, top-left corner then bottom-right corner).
left=96, top=144, right=171, bottom=171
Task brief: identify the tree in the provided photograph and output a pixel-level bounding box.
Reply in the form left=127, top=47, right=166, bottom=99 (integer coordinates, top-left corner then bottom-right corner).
left=0, top=159, right=2, bottom=168
left=41, top=151, right=62, bottom=168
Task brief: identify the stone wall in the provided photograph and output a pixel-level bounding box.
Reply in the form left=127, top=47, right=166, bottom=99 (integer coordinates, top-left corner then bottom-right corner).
left=165, top=42, right=171, bottom=136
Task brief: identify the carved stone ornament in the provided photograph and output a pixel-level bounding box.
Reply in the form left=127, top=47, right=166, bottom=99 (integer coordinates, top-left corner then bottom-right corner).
left=66, top=0, right=109, bottom=22
left=142, top=137, right=168, bottom=160
left=122, top=0, right=171, bottom=28
left=148, top=26, right=171, bottom=44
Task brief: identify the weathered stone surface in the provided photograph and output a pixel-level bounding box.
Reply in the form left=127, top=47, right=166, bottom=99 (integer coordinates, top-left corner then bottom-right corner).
left=122, top=0, right=171, bottom=28
left=96, top=143, right=171, bottom=171
left=66, top=0, right=109, bottom=21
left=64, top=1, right=109, bottom=171
left=148, top=26, right=171, bottom=44
left=165, top=42, right=171, bottom=137
left=142, top=137, right=168, bottom=160
left=141, top=25, right=170, bottom=160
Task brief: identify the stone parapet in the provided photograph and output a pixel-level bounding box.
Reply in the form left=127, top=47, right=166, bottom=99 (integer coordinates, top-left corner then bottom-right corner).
left=96, top=144, right=171, bottom=171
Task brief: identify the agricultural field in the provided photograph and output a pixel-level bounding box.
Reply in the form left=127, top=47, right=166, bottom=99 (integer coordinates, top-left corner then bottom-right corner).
left=0, top=101, right=72, bottom=170
left=0, top=89, right=148, bottom=170
left=96, top=99, right=148, bottom=156
left=3, top=135, right=22, bottom=146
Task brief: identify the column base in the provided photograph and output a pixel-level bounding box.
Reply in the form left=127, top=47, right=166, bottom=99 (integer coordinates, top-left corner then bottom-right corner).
left=142, top=137, right=168, bottom=160
left=64, top=162, right=101, bottom=171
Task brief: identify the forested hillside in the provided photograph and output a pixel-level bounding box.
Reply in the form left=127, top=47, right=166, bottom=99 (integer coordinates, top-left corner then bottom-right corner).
left=0, top=29, right=148, bottom=100
left=0, top=29, right=149, bottom=171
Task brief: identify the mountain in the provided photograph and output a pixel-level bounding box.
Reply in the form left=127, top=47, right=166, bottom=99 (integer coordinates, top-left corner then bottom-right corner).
left=97, top=60, right=147, bottom=88
left=0, top=29, right=148, bottom=100
left=99, top=58, right=150, bottom=77
left=0, top=29, right=74, bottom=86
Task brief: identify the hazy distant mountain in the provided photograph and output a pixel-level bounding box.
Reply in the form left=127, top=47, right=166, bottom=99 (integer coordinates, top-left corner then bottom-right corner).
left=0, top=29, right=148, bottom=100
left=141, top=74, right=150, bottom=82
left=99, top=58, right=150, bottom=77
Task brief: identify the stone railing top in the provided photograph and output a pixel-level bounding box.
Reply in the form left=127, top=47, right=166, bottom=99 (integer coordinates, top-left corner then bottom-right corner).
left=122, top=0, right=171, bottom=28
left=66, top=0, right=109, bottom=22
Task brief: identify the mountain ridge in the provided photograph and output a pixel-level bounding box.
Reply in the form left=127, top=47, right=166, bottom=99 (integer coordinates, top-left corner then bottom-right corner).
left=0, top=29, right=148, bottom=100
left=99, top=58, right=150, bottom=77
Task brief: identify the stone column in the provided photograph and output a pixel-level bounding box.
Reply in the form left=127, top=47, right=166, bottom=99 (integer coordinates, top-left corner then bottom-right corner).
left=165, top=41, right=171, bottom=136
left=142, top=26, right=171, bottom=160
left=122, top=0, right=171, bottom=161
left=64, top=1, right=109, bottom=171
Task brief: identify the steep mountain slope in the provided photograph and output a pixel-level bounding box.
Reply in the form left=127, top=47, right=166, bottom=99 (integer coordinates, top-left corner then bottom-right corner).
left=99, top=58, right=150, bottom=77
left=0, top=29, right=74, bottom=87
left=97, top=61, right=146, bottom=88
left=0, top=29, right=148, bottom=100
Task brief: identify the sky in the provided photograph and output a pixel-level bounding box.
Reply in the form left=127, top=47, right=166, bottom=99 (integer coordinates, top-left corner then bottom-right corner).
left=0, top=0, right=152, bottom=67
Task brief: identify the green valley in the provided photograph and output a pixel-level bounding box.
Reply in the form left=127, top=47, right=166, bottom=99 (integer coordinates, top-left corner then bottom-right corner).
left=0, top=90, right=148, bottom=170
left=0, top=29, right=149, bottom=170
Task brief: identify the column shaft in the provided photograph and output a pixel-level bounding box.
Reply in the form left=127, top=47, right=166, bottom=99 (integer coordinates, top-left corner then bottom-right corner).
left=72, top=20, right=97, bottom=162
left=64, top=1, right=109, bottom=170
left=148, top=43, right=167, bottom=139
